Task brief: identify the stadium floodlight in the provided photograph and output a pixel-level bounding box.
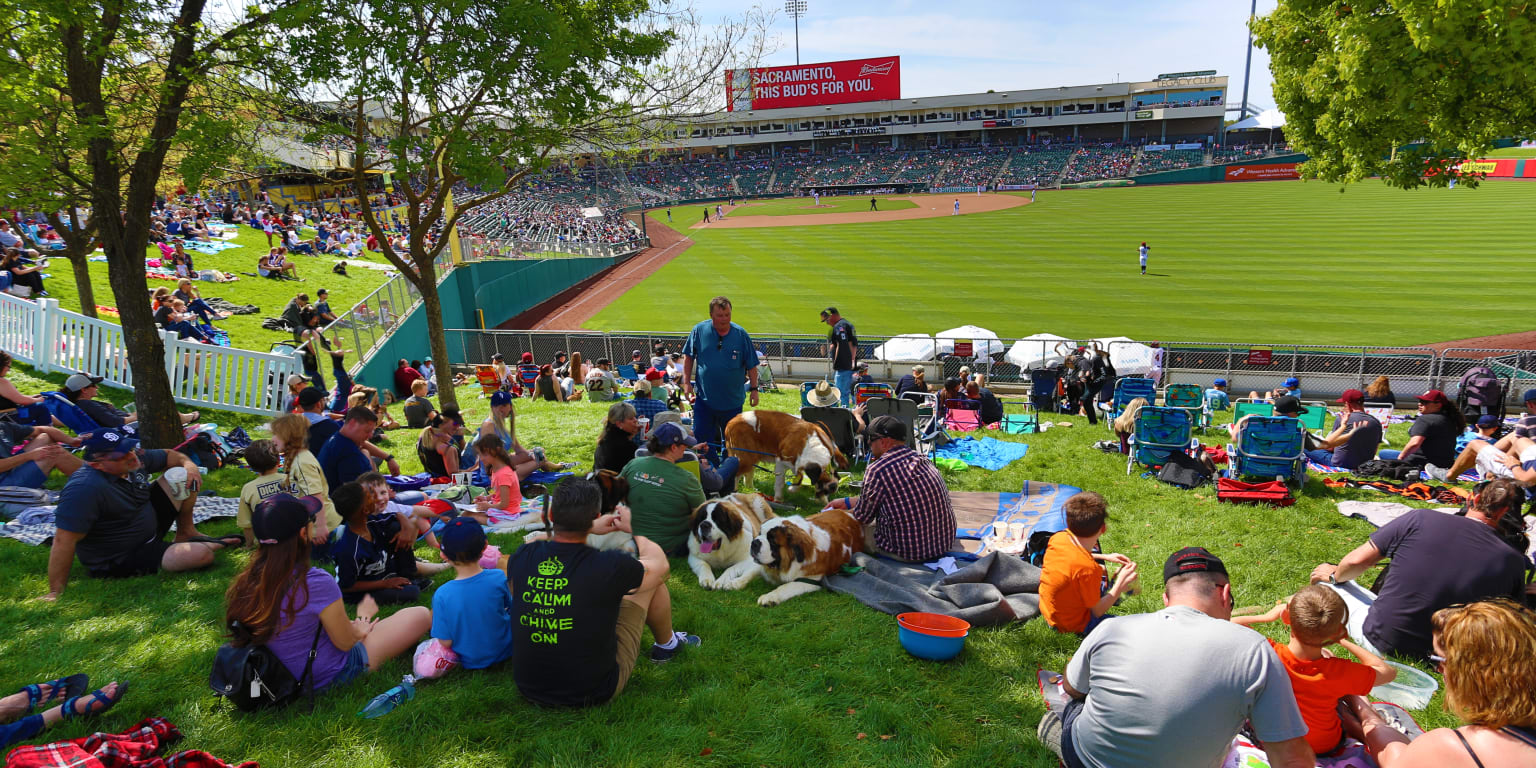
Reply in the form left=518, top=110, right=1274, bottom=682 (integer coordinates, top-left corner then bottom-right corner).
left=785, top=0, right=808, bottom=65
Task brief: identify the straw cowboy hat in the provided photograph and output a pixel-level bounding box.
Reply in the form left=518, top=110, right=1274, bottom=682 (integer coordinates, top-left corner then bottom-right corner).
left=807, top=380, right=841, bottom=408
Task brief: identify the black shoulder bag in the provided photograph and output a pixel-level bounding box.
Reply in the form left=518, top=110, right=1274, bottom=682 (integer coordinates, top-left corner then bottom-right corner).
left=209, top=620, right=324, bottom=712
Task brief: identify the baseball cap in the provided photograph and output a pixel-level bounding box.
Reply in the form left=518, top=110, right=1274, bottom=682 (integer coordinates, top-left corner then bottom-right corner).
left=491, top=352, right=504, bottom=361
left=821, top=307, right=837, bottom=318
left=1477, top=414, right=1501, bottom=428
left=644, top=367, right=664, bottom=381
left=251, top=493, right=323, bottom=545
left=286, top=374, right=308, bottom=388
left=631, top=349, right=642, bottom=357
left=1335, top=389, right=1364, bottom=404
left=439, top=517, right=488, bottom=562
left=82, top=428, right=140, bottom=460
left=1163, top=546, right=1229, bottom=582
left=652, top=422, right=689, bottom=449
left=1523, top=388, right=1536, bottom=404
left=865, top=415, right=909, bottom=443
left=1415, top=389, right=1450, bottom=405
left=634, top=379, right=653, bottom=395
left=1273, top=395, right=1308, bottom=415
left=856, top=361, right=869, bottom=372
left=63, top=373, right=104, bottom=393
left=297, top=387, right=327, bottom=409
left=519, top=352, right=534, bottom=363
left=1212, top=378, right=1227, bottom=387
left=1284, top=377, right=1300, bottom=388
left=489, top=390, right=513, bottom=406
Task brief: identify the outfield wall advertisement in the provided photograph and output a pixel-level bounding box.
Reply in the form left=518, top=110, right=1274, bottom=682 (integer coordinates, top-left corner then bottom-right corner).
left=1225, top=163, right=1300, bottom=181
left=1456, top=158, right=1518, bottom=177
left=726, top=57, right=900, bottom=112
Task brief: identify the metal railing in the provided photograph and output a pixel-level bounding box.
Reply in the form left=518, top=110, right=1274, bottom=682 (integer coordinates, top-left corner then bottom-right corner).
left=2, top=294, right=305, bottom=415
left=321, top=271, right=423, bottom=368
left=439, top=328, right=1536, bottom=406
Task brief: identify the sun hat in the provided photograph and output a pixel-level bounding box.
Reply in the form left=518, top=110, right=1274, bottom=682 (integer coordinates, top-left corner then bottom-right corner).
left=1163, top=547, right=1228, bottom=582
left=807, top=380, right=841, bottom=408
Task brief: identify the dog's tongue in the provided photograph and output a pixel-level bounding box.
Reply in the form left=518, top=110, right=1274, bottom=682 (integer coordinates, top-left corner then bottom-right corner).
left=699, top=541, right=715, bottom=554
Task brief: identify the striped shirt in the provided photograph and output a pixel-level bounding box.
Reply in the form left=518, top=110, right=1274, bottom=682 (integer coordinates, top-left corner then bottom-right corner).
left=852, top=445, right=955, bottom=561
left=1516, top=412, right=1536, bottom=439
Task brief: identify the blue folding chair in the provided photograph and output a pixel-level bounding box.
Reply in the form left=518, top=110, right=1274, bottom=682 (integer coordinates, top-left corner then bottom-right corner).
left=41, top=392, right=102, bottom=435
left=1226, top=415, right=1306, bottom=489
left=616, top=364, right=640, bottom=382
left=1163, top=383, right=1210, bottom=432
left=1126, top=406, right=1199, bottom=475
left=1101, top=377, right=1157, bottom=430
left=1029, top=368, right=1060, bottom=413
left=799, top=381, right=819, bottom=408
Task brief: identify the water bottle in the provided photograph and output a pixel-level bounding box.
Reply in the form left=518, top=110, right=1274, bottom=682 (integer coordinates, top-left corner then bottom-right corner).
left=357, top=675, right=415, bottom=719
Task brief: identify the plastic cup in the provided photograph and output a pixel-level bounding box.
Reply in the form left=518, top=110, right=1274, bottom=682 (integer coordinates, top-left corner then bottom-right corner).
left=1007, top=522, right=1026, bottom=542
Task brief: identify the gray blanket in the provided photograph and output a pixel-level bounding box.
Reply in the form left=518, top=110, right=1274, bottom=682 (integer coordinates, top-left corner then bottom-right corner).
left=824, top=551, right=1042, bottom=627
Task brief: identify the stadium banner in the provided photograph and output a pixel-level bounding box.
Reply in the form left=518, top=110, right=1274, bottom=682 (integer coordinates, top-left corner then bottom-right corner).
left=996, top=184, right=1037, bottom=191
left=1225, top=163, right=1300, bottom=181
left=1144, top=144, right=1172, bottom=152
left=726, top=56, right=901, bottom=112
left=1174, top=142, right=1203, bottom=150
left=1134, top=110, right=1155, bottom=120
left=1455, top=158, right=1518, bottom=177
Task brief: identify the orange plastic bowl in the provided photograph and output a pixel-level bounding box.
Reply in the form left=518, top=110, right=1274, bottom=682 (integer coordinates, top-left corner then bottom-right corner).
left=896, top=612, right=971, bottom=638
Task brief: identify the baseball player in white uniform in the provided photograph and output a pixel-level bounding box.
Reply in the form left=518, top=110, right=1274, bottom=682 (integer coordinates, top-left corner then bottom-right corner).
left=1139, top=242, right=1149, bottom=275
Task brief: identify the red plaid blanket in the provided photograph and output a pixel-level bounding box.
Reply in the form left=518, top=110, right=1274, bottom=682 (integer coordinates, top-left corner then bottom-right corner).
left=5, top=718, right=256, bottom=768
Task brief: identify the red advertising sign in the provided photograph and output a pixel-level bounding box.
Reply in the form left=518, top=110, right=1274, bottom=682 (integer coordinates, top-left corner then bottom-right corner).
left=1247, top=348, right=1273, bottom=366
left=726, top=56, right=901, bottom=112
left=952, top=340, right=974, bottom=357
left=1225, top=163, right=1300, bottom=181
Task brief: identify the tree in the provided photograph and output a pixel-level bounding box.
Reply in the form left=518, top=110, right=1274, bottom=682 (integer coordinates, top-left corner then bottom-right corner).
left=289, top=0, right=765, bottom=410
left=0, top=0, right=306, bottom=446
left=1255, top=2, right=1536, bottom=188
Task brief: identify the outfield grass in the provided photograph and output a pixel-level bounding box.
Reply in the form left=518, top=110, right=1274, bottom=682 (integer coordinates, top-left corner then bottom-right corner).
left=590, top=181, right=1536, bottom=346
left=724, top=196, right=917, bottom=217
left=34, top=224, right=396, bottom=353
left=1, top=361, right=1463, bottom=766
left=1483, top=147, right=1536, bottom=158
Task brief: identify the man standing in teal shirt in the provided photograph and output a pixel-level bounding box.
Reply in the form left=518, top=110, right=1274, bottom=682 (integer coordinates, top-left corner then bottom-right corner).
left=681, top=296, right=760, bottom=464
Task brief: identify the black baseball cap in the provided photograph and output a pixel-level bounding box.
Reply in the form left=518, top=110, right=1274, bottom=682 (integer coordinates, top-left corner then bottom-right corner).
left=439, top=517, right=487, bottom=562
left=865, top=415, right=908, bottom=443
left=297, top=387, right=327, bottom=409
left=821, top=306, right=837, bottom=318
left=1273, top=395, right=1308, bottom=416
left=1163, top=547, right=1229, bottom=582
left=252, top=493, right=323, bottom=545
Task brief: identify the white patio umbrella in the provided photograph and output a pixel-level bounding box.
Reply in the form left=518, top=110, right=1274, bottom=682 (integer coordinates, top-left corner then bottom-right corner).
left=934, top=325, right=1004, bottom=357
left=1095, top=336, right=1155, bottom=376
left=872, top=333, right=936, bottom=361
left=1005, top=333, right=1071, bottom=369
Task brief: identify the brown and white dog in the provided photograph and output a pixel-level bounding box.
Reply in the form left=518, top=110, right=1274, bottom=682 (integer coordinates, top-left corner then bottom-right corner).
left=724, top=410, right=848, bottom=502
left=686, top=493, right=777, bottom=589
left=719, top=508, right=863, bottom=606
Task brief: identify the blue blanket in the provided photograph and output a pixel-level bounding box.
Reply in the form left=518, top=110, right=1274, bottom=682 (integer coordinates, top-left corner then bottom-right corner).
left=953, top=481, right=1078, bottom=541
left=934, top=436, right=1029, bottom=471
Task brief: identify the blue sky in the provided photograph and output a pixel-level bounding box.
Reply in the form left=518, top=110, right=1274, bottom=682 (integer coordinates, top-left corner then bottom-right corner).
left=709, top=0, right=1277, bottom=109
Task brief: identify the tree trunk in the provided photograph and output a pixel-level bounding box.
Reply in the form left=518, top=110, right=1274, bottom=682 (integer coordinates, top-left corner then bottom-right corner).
left=64, top=250, right=98, bottom=319
left=415, top=261, right=458, bottom=412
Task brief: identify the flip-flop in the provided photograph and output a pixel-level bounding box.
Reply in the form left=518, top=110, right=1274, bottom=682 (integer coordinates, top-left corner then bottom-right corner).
left=62, top=682, right=127, bottom=721
left=19, top=674, right=88, bottom=714
left=186, top=534, right=244, bottom=547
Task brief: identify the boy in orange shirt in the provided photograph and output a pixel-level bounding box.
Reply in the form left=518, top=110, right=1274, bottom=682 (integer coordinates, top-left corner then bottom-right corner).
left=1234, top=584, right=1397, bottom=757
left=1037, top=492, right=1139, bottom=635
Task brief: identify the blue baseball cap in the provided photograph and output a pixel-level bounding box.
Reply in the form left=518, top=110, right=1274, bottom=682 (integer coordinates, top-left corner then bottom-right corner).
left=1213, top=378, right=1227, bottom=387
left=439, top=517, right=487, bottom=562
left=652, top=422, right=689, bottom=449
left=1284, top=377, right=1300, bottom=388
left=82, top=428, right=140, bottom=460
left=1477, top=414, right=1501, bottom=429
left=1523, top=388, right=1536, bottom=404
left=489, top=390, right=513, bottom=407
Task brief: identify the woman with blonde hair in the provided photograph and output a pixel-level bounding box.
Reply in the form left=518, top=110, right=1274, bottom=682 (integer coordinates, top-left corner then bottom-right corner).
left=1365, top=375, right=1396, bottom=406
left=1112, top=397, right=1147, bottom=454
left=1345, top=599, right=1536, bottom=766
left=270, top=413, right=339, bottom=546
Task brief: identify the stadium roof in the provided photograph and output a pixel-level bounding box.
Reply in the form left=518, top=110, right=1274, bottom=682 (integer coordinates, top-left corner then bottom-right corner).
left=1229, top=108, right=1285, bottom=131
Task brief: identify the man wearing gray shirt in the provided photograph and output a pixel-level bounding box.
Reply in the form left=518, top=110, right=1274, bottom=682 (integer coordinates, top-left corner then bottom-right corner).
left=1038, top=547, right=1313, bottom=768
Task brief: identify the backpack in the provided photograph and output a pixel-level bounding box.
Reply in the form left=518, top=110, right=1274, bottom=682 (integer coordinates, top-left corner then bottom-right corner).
left=1157, top=451, right=1211, bottom=489
left=1022, top=530, right=1056, bottom=567
left=175, top=432, right=227, bottom=471
left=1353, top=459, right=1420, bottom=482
left=208, top=622, right=322, bottom=712
left=1460, top=365, right=1502, bottom=408
left=1216, top=478, right=1295, bottom=506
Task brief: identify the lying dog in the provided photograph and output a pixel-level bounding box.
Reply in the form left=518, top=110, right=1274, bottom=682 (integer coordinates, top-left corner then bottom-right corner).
left=724, top=410, right=848, bottom=502
left=519, top=469, right=636, bottom=555
left=686, top=493, right=777, bottom=589
left=714, top=508, right=863, bottom=606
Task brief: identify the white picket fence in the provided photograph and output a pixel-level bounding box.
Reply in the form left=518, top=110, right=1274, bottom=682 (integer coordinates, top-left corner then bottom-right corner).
left=0, top=294, right=305, bottom=416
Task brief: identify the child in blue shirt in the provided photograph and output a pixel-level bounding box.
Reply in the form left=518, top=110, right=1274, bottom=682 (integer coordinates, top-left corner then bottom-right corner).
left=1205, top=378, right=1232, bottom=412
left=430, top=518, right=515, bottom=670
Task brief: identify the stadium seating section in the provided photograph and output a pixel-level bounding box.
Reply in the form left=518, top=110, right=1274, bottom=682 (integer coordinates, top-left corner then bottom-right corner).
left=1136, top=149, right=1206, bottom=174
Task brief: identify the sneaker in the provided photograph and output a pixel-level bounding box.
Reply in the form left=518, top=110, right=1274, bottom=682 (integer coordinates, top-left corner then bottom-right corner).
left=557, top=462, right=578, bottom=470
left=1423, top=463, right=1449, bottom=482
left=649, top=631, right=701, bottom=663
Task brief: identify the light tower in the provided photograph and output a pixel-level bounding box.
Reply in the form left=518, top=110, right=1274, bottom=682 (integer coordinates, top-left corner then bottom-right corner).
left=785, top=0, right=807, bottom=65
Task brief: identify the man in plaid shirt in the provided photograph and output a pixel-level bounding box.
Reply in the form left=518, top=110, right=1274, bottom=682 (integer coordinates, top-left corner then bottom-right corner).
left=828, top=416, right=955, bottom=562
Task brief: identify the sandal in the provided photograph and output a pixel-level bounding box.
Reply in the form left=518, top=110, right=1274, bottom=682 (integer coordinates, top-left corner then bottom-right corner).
left=18, top=674, right=88, bottom=714
left=62, top=682, right=127, bottom=721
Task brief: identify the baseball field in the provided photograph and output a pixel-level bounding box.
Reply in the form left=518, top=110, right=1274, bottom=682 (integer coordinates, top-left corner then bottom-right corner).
left=586, top=180, right=1536, bottom=348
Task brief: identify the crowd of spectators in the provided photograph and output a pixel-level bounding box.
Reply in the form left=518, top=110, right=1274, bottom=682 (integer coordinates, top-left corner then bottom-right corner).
left=943, top=147, right=1014, bottom=187
left=1061, top=146, right=1138, bottom=183
left=1136, top=149, right=1206, bottom=173
left=1000, top=149, right=1075, bottom=186
left=463, top=196, right=643, bottom=248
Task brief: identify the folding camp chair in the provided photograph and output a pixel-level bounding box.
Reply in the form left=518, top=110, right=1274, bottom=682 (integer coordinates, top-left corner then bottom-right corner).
left=863, top=396, right=922, bottom=452
left=1232, top=399, right=1273, bottom=424
left=1365, top=405, right=1394, bottom=445
left=1226, top=415, right=1306, bottom=488
left=1163, top=383, right=1210, bottom=432
left=1126, top=406, right=1199, bottom=475
left=800, top=406, right=859, bottom=464
left=616, top=364, right=640, bottom=382
left=474, top=365, right=501, bottom=396
left=799, top=381, right=819, bottom=408
left=41, top=392, right=102, bottom=435
left=1100, top=377, right=1157, bottom=430
left=944, top=398, right=982, bottom=432
left=1029, top=369, right=1062, bottom=414
left=517, top=364, right=540, bottom=397
left=758, top=362, right=776, bottom=390
left=1298, top=402, right=1329, bottom=433
left=853, top=383, right=893, bottom=406
left=998, top=397, right=1037, bottom=434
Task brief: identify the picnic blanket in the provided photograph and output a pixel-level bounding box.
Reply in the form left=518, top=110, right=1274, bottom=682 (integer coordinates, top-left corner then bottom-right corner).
left=1306, top=458, right=1352, bottom=474
left=933, top=436, right=1029, bottom=471
left=951, top=482, right=1079, bottom=545
left=183, top=240, right=240, bottom=254
left=823, top=551, right=1041, bottom=626
left=202, top=297, right=258, bottom=315
left=0, top=495, right=239, bottom=546
left=1320, top=477, right=1470, bottom=505
left=4, top=717, right=257, bottom=768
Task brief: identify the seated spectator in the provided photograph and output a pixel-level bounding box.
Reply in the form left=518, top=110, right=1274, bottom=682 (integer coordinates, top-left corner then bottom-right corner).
left=1344, top=599, right=1536, bottom=766
left=236, top=439, right=285, bottom=547
left=639, top=412, right=737, bottom=496
left=1365, top=375, right=1396, bottom=406
left=475, top=392, right=569, bottom=479
left=1229, top=395, right=1307, bottom=444
left=490, top=353, right=514, bottom=390
left=584, top=358, right=621, bottom=402
left=313, top=289, right=337, bottom=325
left=430, top=518, right=515, bottom=672
left=0, top=351, right=44, bottom=410
left=561, top=352, right=589, bottom=398
left=1305, top=390, right=1382, bottom=469
left=509, top=479, right=700, bottom=707
left=0, top=677, right=126, bottom=749
left=417, top=358, right=437, bottom=395
left=59, top=373, right=199, bottom=428
left=1206, top=378, right=1232, bottom=411
left=1038, top=492, right=1139, bottom=635
left=1457, top=414, right=1502, bottom=453
left=45, top=429, right=241, bottom=600
left=153, top=297, right=217, bottom=344
left=593, top=401, right=641, bottom=474
left=281, top=293, right=308, bottom=342
left=1310, top=477, right=1529, bottom=659
left=319, top=406, right=399, bottom=488
left=1431, top=431, right=1536, bottom=485
left=0, top=420, right=82, bottom=488
left=168, top=242, right=195, bottom=278
left=1250, top=376, right=1302, bottom=402
left=1379, top=390, right=1463, bottom=466
left=967, top=381, right=1003, bottom=425
left=332, top=481, right=430, bottom=605
left=358, top=393, right=398, bottom=431
left=667, top=353, right=684, bottom=380
left=401, top=379, right=436, bottom=429
left=225, top=493, right=431, bottom=692
left=471, top=435, right=523, bottom=516
left=1, top=248, right=46, bottom=297
left=619, top=423, right=706, bottom=556
left=827, top=416, right=955, bottom=563
left=393, top=359, right=422, bottom=398
left=649, top=344, right=669, bottom=376
left=173, top=279, right=225, bottom=325
left=270, top=413, right=339, bottom=548
left=1113, top=396, right=1148, bottom=453
left=0, top=221, right=23, bottom=250
left=852, top=361, right=874, bottom=387
left=416, top=411, right=465, bottom=478
left=535, top=364, right=579, bottom=402
left=1036, top=547, right=1311, bottom=768
left=630, top=380, right=668, bottom=421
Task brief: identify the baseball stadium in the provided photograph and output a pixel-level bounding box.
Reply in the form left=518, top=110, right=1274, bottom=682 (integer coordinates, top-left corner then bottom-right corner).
left=4, top=5, right=1536, bottom=767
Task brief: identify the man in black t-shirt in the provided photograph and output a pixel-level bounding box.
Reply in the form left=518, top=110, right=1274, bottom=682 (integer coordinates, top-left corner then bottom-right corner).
left=508, top=479, right=701, bottom=707
left=822, top=307, right=858, bottom=407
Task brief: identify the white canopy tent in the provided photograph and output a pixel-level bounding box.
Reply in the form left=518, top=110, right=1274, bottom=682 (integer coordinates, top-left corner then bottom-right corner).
left=1095, top=336, right=1155, bottom=376
left=934, top=325, right=1005, bottom=357
left=1227, top=108, right=1285, bottom=132
left=1004, top=333, right=1071, bottom=370
left=872, top=334, right=938, bottom=362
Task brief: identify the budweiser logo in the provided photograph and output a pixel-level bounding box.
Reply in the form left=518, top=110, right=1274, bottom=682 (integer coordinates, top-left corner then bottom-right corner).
left=859, top=60, right=895, bottom=76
